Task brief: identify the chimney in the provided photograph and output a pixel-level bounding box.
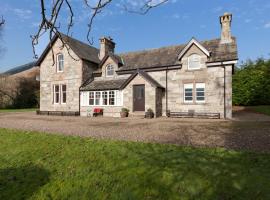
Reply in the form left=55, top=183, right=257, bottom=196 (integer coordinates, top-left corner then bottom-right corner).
left=220, top=12, right=233, bottom=44
left=99, top=36, right=115, bottom=60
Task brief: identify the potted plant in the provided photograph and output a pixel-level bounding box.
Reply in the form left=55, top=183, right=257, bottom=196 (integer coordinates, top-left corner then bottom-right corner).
left=120, top=108, right=129, bottom=118
left=145, top=108, right=154, bottom=119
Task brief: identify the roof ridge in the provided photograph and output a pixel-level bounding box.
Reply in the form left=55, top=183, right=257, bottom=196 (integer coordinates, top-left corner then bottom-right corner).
left=117, top=38, right=222, bottom=56
left=60, top=32, right=100, bottom=51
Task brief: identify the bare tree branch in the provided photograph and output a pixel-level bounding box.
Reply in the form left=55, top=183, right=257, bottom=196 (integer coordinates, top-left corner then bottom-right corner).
left=32, top=0, right=168, bottom=65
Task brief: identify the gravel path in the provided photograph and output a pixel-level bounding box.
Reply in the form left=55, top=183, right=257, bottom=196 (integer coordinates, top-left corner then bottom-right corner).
left=0, top=111, right=270, bottom=152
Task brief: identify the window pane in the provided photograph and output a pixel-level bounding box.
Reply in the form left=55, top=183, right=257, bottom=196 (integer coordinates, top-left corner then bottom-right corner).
left=102, top=91, right=108, bottom=105
left=55, top=85, right=59, bottom=92
left=57, top=54, right=64, bottom=71
left=62, top=85, right=66, bottom=103
left=188, top=54, right=201, bottom=69
left=184, top=84, right=193, bottom=102
left=197, top=97, right=205, bottom=101
left=109, top=91, right=115, bottom=105
left=106, top=65, right=114, bottom=76
left=89, top=92, right=94, bottom=105
left=95, top=92, right=101, bottom=105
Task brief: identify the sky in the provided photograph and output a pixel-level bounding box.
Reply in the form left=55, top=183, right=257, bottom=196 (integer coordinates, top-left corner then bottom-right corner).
left=0, top=0, right=270, bottom=72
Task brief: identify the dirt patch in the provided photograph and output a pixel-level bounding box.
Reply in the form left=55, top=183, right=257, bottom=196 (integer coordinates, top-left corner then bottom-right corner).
left=0, top=111, right=269, bottom=152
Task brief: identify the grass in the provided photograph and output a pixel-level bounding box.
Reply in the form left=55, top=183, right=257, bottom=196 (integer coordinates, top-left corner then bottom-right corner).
left=0, top=108, right=37, bottom=113
left=249, top=105, right=270, bottom=116
left=0, top=128, right=270, bottom=200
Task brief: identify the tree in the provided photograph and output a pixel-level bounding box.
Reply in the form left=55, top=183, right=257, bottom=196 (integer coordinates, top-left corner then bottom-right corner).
left=31, top=0, right=168, bottom=62
left=233, top=58, right=270, bottom=106
left=0, top=16, right=5, bottom=58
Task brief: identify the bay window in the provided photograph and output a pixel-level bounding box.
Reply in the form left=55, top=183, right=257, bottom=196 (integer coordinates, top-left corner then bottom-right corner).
left=82, top=90, right=122, bottom=106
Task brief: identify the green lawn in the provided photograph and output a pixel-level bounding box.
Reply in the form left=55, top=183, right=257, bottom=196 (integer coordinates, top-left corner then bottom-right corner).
left=0, top=129, right=270, bottom=200
left=0, top=108, right=37, bottom=113
left=249, top=105, right=270, bottom=116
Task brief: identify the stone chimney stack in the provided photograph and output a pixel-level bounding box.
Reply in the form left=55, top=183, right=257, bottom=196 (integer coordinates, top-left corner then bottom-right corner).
left=99, top=36, right=115, bottom=60
left=220, top=12, right=232, bottom=44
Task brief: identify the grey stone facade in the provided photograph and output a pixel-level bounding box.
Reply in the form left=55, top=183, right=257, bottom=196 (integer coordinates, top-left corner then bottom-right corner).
left=38, top=13, right=237, bottom=119
left=40, top=38, right=97, bottom=112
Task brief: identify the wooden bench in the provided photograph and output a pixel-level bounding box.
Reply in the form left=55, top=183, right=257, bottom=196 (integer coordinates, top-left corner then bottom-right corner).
left=37, top=110, right=80, bottom=116
left=168, top=111, right=220, bottom=119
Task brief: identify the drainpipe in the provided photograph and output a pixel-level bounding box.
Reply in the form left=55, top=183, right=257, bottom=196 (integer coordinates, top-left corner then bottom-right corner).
left=222, top=63, right=226, bottom=119
left=166, top=66, right=168, bottom=117
left=79, top=86, right=81, bottom=116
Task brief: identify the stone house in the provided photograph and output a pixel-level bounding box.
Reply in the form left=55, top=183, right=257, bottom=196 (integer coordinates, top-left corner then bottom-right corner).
left=37, top=13, right=238, bottom=119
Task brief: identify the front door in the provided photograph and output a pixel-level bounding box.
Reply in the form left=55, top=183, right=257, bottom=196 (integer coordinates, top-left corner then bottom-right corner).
left=133, top=85, right=145, bottom=111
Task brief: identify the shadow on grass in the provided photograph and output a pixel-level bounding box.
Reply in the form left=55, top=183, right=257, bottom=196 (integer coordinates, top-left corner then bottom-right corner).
left=0, top=165, right=50, bottom=200
left=119, top=144, right=270, bottom=199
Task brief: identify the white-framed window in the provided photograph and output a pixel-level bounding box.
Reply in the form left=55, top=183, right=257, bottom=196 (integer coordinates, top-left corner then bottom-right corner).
left=82, top=90, right=123, bottom=106
left=53, top=84, right=66, bottom=104
left=54, top=85, right=60, bottom=104
left=89, top=92, right=94, bottom=105
left=57, top=54, right=64, bottom=72
left=106, top=65, right=114, bottom=77
left=196, top=83, right=205, bottom=103
left=188, top=54, right=201, bottom=70
left=184, top=84, right=193, bottom=103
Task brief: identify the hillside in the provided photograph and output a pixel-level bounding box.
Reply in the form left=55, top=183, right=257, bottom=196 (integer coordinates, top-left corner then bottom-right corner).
left=3, top=61, right=39, bottom=79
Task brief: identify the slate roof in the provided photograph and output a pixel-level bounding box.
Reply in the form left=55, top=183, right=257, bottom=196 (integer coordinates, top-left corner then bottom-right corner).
left=60, top=34, right=100, bottom=64
left=4, top=61, right=37, bottom=75
left=36, top=33, right=100, bottom=66
left=81, top=70, right=164, bottom=91
left=120, top=70, right=164, bottom=89
left=117, top=37, right=238, bottom=71
left=80, top=78, right=128, bottom=91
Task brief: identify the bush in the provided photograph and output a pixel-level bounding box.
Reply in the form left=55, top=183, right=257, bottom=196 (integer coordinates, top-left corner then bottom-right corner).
left=121, top=108, right=129, bottom=113
left=233, top=58, right=270, bottom=106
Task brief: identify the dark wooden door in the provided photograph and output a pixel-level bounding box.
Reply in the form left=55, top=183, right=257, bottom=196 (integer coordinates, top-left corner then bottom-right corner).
left=133, top=85, right=145, bottom=111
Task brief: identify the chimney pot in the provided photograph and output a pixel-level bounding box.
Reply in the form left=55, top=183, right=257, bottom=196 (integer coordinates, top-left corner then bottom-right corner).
left=99, top=36, right=115, bottom=60
left=220, top=12, right=233, bottom=44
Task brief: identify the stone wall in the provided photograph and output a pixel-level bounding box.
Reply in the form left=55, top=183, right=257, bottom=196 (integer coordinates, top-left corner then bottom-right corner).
left=40, top=38, right=83, bottom=112
left=122, top=74, right=156, bottom=115
left=145, top=44, right=233, bottom=118
left=80, top=105, right=122, bottom=117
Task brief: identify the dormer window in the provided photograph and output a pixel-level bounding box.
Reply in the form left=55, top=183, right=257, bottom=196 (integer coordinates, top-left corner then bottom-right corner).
left=57, top=54, right=64, bottom=72
left=106, top=64, right=114, bottom=77
left=188, top=54, right=201, bottom=70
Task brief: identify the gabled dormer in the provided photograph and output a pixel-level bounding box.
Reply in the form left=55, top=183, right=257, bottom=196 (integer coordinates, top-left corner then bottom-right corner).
left=96, top=37, right=123, bottom=79
left=178, top=38, right=210, bottom=71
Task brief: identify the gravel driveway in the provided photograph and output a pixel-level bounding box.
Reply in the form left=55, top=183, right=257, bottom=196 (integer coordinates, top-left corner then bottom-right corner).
left=0, top=110, right=270, bottom=152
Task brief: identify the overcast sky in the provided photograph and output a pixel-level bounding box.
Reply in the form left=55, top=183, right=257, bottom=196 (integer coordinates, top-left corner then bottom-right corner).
left=0, top=0, right=270, bottom=72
